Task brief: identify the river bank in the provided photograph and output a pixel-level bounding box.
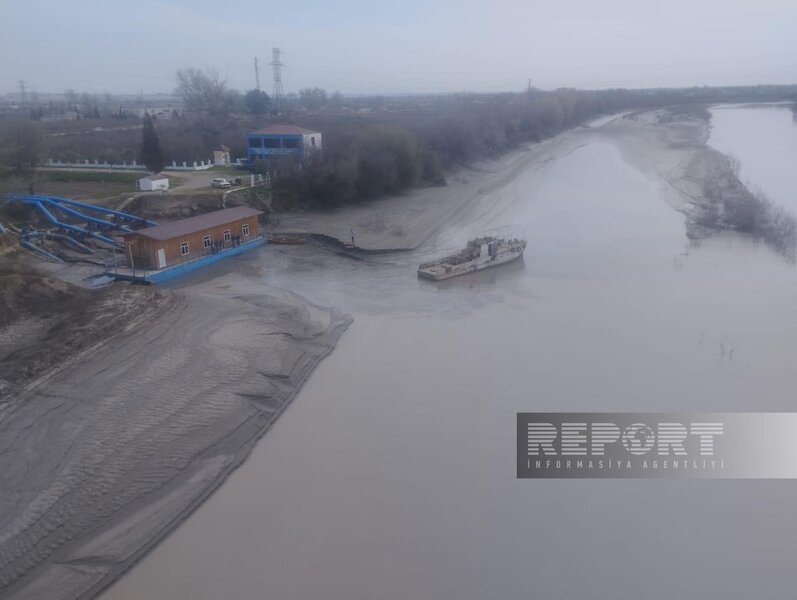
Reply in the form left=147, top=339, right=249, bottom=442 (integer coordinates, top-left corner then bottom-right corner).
left=0, top=258, right=172, bottom=414
left=275, top=106, right=795, bottom=259
left=0, top=275, right=350, bottom=599
left=1, top=105, right=789, bottom=600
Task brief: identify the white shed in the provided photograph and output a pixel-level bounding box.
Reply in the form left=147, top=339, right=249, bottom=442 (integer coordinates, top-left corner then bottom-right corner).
left=137, top=174, right=169, bottom=192
left=213, top=145, right=231, bottom=166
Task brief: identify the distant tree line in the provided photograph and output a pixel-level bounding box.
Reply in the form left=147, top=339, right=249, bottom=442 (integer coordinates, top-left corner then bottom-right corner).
left=272, top=85, right=797, bottom=208
left=4, top=77, right=797, bottom=206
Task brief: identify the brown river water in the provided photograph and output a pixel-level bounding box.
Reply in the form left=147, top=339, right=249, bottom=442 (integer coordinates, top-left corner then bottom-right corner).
left=103, top=106, right=797, bottom=600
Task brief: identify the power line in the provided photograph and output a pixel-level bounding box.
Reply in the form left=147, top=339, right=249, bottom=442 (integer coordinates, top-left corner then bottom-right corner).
left=17, top=79, right=27, bottom=104
left=254, top=56, right=261, bottom=91
left=271, top=47, right=284, bottom=114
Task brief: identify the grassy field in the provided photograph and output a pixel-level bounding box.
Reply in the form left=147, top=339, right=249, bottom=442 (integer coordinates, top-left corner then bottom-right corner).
left=42, top=170, right=185, bottom=187
left=43, top=171, right=142, bottom=185
left=0, top=170, right=184, bottom=202
left=204, top=165, right=247, bottom=177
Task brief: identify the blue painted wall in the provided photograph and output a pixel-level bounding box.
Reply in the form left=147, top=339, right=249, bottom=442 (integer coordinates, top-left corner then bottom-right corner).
left=108, top=237, right=266, bottom=284
left=247, top=133, right=306, bottom=165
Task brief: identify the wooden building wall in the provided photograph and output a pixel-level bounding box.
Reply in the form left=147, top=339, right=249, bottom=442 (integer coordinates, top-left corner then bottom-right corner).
left=125, top=215, right=261, bottom=269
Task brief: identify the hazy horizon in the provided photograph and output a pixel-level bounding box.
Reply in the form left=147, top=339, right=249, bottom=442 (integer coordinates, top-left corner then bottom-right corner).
left=2, top=0, right=796, bottom=96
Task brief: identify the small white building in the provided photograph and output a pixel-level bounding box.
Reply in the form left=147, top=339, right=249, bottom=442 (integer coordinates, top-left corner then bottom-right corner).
left=213, top=145, right=231, bottom=166
left=137, top=174, right=169, bottom=192
left=126, top=107, right=181, bottom=120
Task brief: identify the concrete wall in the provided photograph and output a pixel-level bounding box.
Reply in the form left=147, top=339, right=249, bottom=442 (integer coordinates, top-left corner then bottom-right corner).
left=46, top=158, right=215, bottom=172
left=303, top=133, right=322, bottom=152
left=47, top=158, right=146, bottom=171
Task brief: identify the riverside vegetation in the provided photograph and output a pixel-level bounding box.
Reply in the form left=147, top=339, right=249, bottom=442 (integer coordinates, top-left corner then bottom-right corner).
left=2, top=82, right=796, bottom=255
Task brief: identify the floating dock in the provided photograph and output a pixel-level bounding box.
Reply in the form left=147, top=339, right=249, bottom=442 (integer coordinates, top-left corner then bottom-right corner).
left=106, top=236, right=266, bottom=284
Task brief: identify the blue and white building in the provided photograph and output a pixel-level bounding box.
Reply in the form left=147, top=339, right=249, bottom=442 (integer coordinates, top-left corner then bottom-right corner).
left=246, top=125, right=322, bottom=166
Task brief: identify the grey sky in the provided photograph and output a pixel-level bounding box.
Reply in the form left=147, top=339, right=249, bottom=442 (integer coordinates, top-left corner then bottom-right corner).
left=1, top=0, right=795, bottom=95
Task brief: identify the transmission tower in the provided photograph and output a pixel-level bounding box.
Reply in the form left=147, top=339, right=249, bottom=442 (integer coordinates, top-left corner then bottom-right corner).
left=254, top=57, right=261, bottom=91
left=17, top=80, right=27, bottom=104
left=271, top=48, right=284, bottom=114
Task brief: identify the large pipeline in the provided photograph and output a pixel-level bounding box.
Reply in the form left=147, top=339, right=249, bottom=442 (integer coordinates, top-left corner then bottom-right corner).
left=20, top=239, right=64, bottom=262
left=37, top=195, right=157, bottom=227
left=16, top=199, right=120, bottom=246
left=2, top=193, right=157, bottom=252
left=47, top=233, right=95, bottom=254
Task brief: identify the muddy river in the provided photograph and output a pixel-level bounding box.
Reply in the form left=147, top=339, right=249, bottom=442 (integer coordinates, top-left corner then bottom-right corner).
left=103, top=106, right=797, bottom=599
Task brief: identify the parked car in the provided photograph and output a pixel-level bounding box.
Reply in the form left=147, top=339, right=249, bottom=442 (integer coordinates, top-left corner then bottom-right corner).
left=211, top=178, right=231, bottom=189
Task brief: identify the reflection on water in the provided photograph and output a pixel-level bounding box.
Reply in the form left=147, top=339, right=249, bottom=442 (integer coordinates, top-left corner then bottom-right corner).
left=103, top=120, right=797, bottom=600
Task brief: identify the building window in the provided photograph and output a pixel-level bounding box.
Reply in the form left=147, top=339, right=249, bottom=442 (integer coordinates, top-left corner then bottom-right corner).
left=223, top=229, right=231, bottom=243
left=283, top=138, right=299, bottom=149
left=311, top=136, right=316, bottom=147
left=248, top=137, right=262, bottom=149
left=242, top=224, right=249, bottom=237
left=264, top=138, right=280, bottom=148
left=203, top=235, right=211, bottom=248
left=180, top=241, right=189, bottom=256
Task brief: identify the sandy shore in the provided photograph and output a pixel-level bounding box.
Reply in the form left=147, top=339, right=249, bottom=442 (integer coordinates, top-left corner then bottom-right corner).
left=0, top=107, right=773, bottom=600
left=0, top=275, right=351, bottom=599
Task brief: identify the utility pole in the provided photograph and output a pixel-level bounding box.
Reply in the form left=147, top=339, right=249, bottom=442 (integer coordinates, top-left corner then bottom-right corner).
left=17, top=80, right=27, bottom=104
left=271, top=48, right=284, bottom=115
left=254, top=56, right=261, bottom=91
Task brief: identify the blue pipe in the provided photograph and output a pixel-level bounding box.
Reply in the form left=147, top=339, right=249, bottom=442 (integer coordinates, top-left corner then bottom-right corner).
left=28, top=201, right=120, bottom=246
left=39, top=195, right=157, bottom=226
left=20, top=239, right=64, bottom=262
left=22, top=230, right=95, bottom=256
left=41, top=199, right=125, bottom=231
left=47, top=233, right=95, bottom=254
left=3, top=194, right=136, bottom=246
left=7, top=195, right=125, bottom=230
left=4, top=193, right=156, bottom=228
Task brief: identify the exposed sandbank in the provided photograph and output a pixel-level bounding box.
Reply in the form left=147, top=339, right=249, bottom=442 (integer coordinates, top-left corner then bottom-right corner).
left=0, top=276, right=350, bottom=599
left=275, top=108, right=795, bottom=258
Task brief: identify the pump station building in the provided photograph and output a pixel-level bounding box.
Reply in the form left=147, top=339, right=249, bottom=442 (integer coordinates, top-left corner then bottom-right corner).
left=118, top=206, right=263, bottom=280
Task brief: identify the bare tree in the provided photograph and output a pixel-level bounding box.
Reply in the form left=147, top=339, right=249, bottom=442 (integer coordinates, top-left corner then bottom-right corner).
left=298, top=87, right=328, bottom=110
left=5, top=119, right=47, bottom=178
left=64, top=89, right=78, bottom=107
left=175, top=68, right=234, bottom=117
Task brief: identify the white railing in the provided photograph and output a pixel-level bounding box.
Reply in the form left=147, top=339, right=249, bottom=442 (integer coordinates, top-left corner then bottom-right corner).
left=46, top=158, right=217, bottom=172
